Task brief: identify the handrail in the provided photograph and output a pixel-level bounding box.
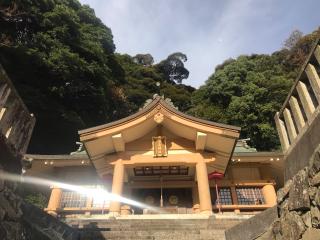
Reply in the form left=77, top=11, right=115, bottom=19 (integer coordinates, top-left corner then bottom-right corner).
left=0, top=64, right=35, bottom=156
left=275, top=38, right=320, bottom=152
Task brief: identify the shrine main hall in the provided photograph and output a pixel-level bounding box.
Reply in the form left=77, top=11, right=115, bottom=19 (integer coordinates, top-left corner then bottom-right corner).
left=25, top=96, right=283, bottom=218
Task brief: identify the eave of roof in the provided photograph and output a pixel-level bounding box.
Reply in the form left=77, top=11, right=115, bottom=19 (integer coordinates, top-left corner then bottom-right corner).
left=24, top=154, right=89, bottom=160
left=232, top=151, right=284, bottom=157
left=78, top=96, right=241, bottom=137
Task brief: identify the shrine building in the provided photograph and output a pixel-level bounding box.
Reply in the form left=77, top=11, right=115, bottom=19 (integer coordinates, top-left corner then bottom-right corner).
left=24, top=96, right=284, bottom=218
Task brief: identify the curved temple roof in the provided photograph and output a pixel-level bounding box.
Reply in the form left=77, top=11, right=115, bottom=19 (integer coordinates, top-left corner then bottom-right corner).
left=78, top=96, right=241, bottom=176
left=79, top=96, right=240, bottom=139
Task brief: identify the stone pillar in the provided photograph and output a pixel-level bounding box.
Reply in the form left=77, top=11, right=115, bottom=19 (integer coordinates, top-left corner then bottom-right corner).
left=0, top=168, right=4, bottom=191
left=305, top=63, right=320, bottom=103
left=0, top=84, right=11, bottom=108
left=296, top=81, right=315, bottom=120
left=283, top=108, right=297, bottom=142
left=314, top=45, right=320, bottom=65
left=275, top=112, right=290, bottom=151
left=262, top=184, right=277, bottom=207
left=109, top=160, right=124, bottom=215
left=196, top=161, right=212, bottom=214
left=289, top=96, right=305, bottom=131
left=47, top=187, right=62, bottom=216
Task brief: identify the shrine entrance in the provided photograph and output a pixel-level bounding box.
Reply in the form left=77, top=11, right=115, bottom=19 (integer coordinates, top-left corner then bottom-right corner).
left=131, top=188, right=193, bottom=214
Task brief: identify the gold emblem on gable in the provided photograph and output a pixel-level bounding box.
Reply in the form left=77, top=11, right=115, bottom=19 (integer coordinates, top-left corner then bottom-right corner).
left=152, top=136, right=167, bottom=157
left=154, top=112, right=164, bottom=124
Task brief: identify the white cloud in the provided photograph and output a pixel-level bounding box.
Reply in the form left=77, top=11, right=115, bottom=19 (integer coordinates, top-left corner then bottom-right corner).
left=79, top=0, right=320, bottom=88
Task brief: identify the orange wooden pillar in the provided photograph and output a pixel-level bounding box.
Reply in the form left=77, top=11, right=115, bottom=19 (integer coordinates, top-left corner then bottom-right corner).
left=47, top=187, right=62, bottom=217
left=109, top=160, right=125, bottom=215
left=196, top=161, right=212, bottom=214
left=262, top=184, right=277, bottom=207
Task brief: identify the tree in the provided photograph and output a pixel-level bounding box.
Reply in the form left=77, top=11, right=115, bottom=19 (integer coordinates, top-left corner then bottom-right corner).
left=156, top=52, right=189, bottom=83
left=0, top=0, right=120, bottom=153
left=189, top=28, right=320, bottom=150
left=283, top=30, right=303, bottom=50
left=0, top=0, right=194, bottom=154
left=283, top=28, right=320, bottom=72
left=133, top=53, right=154, bottom=66
left=114, top=53, right=194, bottom=113
left=189, top=54, right=293, bottom=150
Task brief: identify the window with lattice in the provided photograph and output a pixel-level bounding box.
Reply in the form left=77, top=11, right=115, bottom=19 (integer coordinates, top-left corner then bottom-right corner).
left=210, top=187, right=233, bottom=205
left=236, top=187, right=265, bottom=205
left=60, top=191, right=87, bottom=208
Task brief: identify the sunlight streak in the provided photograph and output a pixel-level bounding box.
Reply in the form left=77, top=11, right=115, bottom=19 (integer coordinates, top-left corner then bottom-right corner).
left=0, top=171, right=161, bottom=212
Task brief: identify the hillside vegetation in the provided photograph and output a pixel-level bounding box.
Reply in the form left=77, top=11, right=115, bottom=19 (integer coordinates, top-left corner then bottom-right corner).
left=0, top=0, right=319, bottom=153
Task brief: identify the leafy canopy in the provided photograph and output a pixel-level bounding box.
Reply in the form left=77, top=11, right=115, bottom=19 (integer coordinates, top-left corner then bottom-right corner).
left=189, top=28, right=320, bottom=150
left=0, top=0, right=193, bottom=153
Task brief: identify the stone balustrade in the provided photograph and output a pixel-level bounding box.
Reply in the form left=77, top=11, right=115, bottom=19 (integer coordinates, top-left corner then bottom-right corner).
left=275, top=39, right=320, bottom=153
left=0, top=64, right=35, bottom=172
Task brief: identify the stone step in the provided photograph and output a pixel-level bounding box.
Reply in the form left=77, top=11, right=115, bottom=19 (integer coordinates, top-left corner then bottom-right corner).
left=100, top=229, right=201, bottom=236
left=101, top=223, right=209, bottom=227
left=100, top=233, right=225, bottom=240
left=71, top=219, right=241, bottom=225
left=101, top=232, right=203, bottom=240
left=79, top=223, right=234, bottom=231
left=96, top=229, right=226, bottom=239
left=71, top=218, right=243, bottom=240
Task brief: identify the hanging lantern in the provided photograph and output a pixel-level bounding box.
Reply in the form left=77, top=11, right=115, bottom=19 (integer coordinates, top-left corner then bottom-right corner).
left=208, top=171, right=224, bottom=180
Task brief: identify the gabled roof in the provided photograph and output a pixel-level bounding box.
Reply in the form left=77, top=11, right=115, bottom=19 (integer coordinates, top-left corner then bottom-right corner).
left=79, top=96, right=240, bottom=140
left=78, top=96, right=241, bottom=176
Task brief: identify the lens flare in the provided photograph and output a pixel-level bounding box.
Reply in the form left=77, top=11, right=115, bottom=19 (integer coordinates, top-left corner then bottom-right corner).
left=0, top=171, right=161, bottom=212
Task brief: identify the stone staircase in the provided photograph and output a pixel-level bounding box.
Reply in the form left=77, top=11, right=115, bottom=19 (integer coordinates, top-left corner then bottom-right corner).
left=67, top=217, right=244, bottom=240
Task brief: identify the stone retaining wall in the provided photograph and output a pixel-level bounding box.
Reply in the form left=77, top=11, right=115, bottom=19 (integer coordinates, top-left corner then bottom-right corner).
left=0, top=183, right=79, bottom=240
left=257, top=145, right=320, bottom=240
left=224, top=207, right=278, bottom=240
left=226, top=145, right=320, bottom=240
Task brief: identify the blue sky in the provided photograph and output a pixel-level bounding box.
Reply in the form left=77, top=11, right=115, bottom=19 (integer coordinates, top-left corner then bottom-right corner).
left=79, top=0, right=320, bottom=88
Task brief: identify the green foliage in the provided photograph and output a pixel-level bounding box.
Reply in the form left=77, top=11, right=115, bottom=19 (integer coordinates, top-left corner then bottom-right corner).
left=133, top=54, right=154, bottom=66
left=282, top=28, right=320, bottom=72
left=0, top=0, right=319, bottom=152
left=156, top=52, right=189, bottom=84
left=114, top=53, right=194, bottom=113
left=24, top=192, right=48, bottom=209
left=189, top=28, right=320, bottom=150
left=189, top=54, right=295, bottom=150
left=0, top=0, right=193, bottom=153
left=0, top=0, right=121, bottom=153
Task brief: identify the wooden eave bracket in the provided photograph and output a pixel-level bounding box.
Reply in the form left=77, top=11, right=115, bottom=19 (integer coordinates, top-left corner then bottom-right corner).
left=112, top=133, right=125, bottom=152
